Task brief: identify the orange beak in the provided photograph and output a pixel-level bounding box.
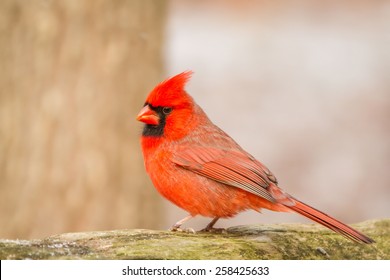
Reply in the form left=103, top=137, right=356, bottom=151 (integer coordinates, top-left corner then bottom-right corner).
left=136, top=105, right=159, bottom=125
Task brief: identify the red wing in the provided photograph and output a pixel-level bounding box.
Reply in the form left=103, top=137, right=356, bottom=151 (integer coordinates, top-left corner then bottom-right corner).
left=171, top=146, right=281, bottom=203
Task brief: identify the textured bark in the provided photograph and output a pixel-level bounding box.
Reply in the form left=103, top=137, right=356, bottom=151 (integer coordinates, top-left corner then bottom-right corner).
left=0, top=0, right=166, bottom=239
left=0, top=220, right=388, bottom=260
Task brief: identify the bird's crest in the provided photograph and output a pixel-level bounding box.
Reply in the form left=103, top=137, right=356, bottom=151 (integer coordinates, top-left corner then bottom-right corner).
left=146, top=71, right=193, bottom=108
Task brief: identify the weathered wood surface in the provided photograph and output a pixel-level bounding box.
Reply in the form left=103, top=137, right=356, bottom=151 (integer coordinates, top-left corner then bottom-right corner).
left=1, top=219, right=388, bottom=260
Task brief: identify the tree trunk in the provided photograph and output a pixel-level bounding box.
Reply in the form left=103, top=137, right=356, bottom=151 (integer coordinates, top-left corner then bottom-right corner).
left=0, top=0, right=166, bottom=238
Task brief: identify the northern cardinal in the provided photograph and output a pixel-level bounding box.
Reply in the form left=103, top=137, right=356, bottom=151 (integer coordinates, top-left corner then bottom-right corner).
left=136, top=71, right=373, bottom=244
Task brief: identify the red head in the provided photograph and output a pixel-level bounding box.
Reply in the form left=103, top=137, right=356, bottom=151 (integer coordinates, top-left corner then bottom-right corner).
left=137, top=71, right=199, bottom=141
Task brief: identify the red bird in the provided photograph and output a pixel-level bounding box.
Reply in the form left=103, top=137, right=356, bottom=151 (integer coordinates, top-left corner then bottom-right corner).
left=136, top=71, right=373, bottom=244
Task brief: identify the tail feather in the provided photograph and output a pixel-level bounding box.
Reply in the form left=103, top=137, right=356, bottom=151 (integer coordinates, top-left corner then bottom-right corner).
left=287, top=198, right=374, bottom=244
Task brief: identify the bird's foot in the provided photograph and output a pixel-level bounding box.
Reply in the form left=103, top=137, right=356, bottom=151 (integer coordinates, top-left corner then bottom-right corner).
left=198, top=217, right=225, bottom=233
left=199, top=227, right=227, bottom=234
left=169, top=215, right=195, bottom=233
left=169, top=226, right=196, bottom=234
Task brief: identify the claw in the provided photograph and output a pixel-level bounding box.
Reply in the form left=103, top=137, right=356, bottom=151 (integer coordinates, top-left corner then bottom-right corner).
left=199, top=227, right=227, bottom=234
left=169, top=226, right=196, bottom=234
left=169, top=215, right=195, bottom=233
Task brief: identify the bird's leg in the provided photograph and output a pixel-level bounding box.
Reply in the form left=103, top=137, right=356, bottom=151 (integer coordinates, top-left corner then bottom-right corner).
left=200, top=217, right=226, bottom=233
left=204, top=217, right=219, bottom=230
left=169, top=215, right=195, bottom=233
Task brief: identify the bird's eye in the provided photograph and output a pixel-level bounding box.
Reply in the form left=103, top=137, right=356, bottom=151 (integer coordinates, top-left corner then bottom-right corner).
left=162, top=107, right=172, bottom=115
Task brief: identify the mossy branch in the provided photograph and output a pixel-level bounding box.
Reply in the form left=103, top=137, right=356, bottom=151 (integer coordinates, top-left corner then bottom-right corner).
left=1, top=219, right=389, bottom=260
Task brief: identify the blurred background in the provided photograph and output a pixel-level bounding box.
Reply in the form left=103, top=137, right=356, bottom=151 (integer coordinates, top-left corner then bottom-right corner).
left=0, top=0, right=389, bottom=239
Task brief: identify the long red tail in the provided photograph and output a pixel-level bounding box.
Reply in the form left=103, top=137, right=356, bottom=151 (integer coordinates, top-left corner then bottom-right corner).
left=287, top=198, right=374, bottom=244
